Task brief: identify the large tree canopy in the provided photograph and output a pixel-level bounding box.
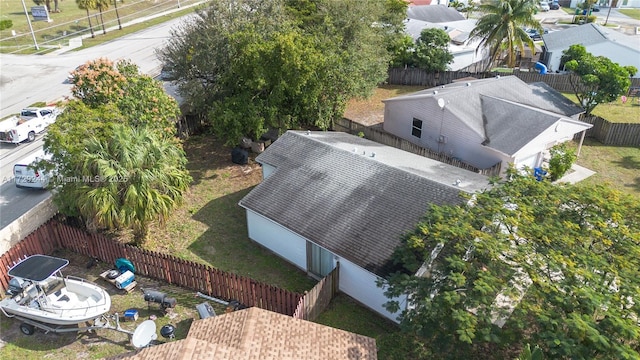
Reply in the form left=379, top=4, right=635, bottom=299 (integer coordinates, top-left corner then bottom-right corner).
left=383, top=171, right=640, bottom=359
left=412, top=28, right=454, bottom=72
left=561, top=44, right=637, bottom=116
left=45, top=58, right=188, bottom=244
left=469, top=0, right=540, bottom=70
left=157, top=0, right=402, bottom=145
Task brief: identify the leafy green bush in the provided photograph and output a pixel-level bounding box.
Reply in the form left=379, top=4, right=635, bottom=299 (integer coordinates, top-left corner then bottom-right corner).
left=0, top=20, right=13, bottom=31
left=572, top=15, right=597, bottom=23
left=548, top=143, right=577, bottom=181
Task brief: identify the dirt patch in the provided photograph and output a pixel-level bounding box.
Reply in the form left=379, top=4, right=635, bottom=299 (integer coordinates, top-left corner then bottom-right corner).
left=343, top=84, right=426, bottom=126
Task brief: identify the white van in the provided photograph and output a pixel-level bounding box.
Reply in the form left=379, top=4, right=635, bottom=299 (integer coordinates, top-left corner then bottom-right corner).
left=13, top=150, right=53, bottom=189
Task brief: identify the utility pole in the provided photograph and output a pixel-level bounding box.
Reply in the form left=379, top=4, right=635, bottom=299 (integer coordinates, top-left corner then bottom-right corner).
left=21, top=0, right=39, bottom=50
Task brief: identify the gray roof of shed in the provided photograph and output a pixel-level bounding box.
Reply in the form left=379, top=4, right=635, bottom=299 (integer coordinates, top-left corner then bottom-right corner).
left=239, top=131, right=490, bottom=277
left=542, top=23, right=640, bottom=53
left=407, top=4, right=465, bottom=22
left=384, top=76, right=584, bottom=142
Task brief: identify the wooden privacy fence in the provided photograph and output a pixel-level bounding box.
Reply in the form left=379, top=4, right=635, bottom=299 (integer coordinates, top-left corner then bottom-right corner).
left=578, top=114, right=640, bottom=146
left=176, top=114, right=207, bottom=139
left=333, top=117, right=502, bottom=177
left=386, top=68, right=640, bottom=93
left=0, top=220, right=304, bottom=317
left=293, top=263, right=339, bottom=322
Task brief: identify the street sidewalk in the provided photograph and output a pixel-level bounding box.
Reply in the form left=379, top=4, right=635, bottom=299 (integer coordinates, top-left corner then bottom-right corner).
left=48, top=1, right=207, bottom=56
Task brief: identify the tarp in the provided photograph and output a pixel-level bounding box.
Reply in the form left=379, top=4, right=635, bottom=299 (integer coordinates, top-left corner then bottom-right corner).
left=115, top=258, right=136, bottom=274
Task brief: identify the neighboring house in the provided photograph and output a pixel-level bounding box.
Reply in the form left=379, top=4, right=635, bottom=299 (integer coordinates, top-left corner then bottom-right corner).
left=404, top=5, right=489, bottom=71
left=540, top=23, right=640, bottom=77
left=111, top=307, right=378, bottom=359
left=382, top=76, right=592, bottom=172
left=238, top=130, right=491, bottom=322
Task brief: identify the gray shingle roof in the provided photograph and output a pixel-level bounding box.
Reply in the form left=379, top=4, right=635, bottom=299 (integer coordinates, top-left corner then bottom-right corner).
left=407, top=4, right=465, bottom=22
left=384, top=76, right=584, bottom=139
left=481, top=95, right=560, bottom=155
left=542, top=23, right=640, bottom=53
left=239, top=131, right=490, bottom=277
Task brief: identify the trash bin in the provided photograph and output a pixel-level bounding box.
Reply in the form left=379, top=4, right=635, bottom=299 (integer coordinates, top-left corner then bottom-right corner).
left=534, top=167, right=547, bottom=181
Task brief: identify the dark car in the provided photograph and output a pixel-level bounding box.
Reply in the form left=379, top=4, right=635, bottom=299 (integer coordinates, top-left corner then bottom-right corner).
left=549, top=1, right=560, bottom=9
left=526, top=28, right=549, bottom=41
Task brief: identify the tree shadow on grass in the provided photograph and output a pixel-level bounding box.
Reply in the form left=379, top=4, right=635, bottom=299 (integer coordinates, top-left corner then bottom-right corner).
left=612, top=155, right=640, bottom=193
left=188, top=190, right=316, bottom=294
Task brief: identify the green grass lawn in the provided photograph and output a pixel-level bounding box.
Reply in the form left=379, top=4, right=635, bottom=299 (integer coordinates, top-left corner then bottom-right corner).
left=572, top=138, right=640, bottom=200
left=619, top=8, right=640, bottom=20
left=562, top=92, right=640, bottom=123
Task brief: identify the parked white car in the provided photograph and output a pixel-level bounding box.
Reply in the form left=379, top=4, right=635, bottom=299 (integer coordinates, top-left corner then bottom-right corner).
left=539, top=1, right=550, bottom=11
left=0, top=107, right=60, bottom=144
left=13, top=149, right=53, bottom=189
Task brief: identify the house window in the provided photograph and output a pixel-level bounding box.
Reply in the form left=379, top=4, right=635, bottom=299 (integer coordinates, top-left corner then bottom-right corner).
left=307, top=242, right=334, bottom=278
left=412, top=118, right=423, bottom=138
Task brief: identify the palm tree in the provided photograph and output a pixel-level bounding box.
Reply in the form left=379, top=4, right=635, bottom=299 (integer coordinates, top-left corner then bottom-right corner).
left=113, top=0, right=122, bottom=30
left=469, top=0, right=541, bottom=70
left=95, top=0, right=110, bottom=34
left=76, top=0, right=97, bottom=38
left=72, top=124, right=192, bottom=244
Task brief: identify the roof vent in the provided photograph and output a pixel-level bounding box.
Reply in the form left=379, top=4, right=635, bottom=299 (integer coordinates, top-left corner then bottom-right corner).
left=466, top=82, right=471, bottom=87
left=433, top=90, right=438, bottom=95
left=370, top=152, right=376, bottom=158
left=496, top=75, right=500, bottom=79
left=453, top=179, right=461, bottom=186
left=306, top=130, right=311, bottom=135
left=353, top=147, right=357, bottom=153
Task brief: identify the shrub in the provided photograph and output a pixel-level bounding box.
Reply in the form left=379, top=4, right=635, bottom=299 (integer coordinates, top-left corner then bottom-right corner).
left=548, top=143, right=577, bottom=181
left=0, top=20, right=12, bottom=31
left=572, top=15, right=597, bottom=24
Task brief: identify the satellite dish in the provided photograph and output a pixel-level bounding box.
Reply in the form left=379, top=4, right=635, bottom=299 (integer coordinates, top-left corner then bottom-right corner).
left=437, top=98, right=446, bottom=109
left=131, top=320, right=158, bottom=348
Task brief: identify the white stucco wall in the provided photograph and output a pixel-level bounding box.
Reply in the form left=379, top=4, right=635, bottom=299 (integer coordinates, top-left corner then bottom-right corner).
left=383, top=98, right=502, bottom=168
left=261, top=163, right=277, bottom=180
left=339, top=257, right=406, bottom=323
left=244, top=208, right=406, bottom=323
left=547, top=42, right=640, bottom=77
left=245, top=210, right=307, bottom=271
left=449, top=47, right=486, bottom=71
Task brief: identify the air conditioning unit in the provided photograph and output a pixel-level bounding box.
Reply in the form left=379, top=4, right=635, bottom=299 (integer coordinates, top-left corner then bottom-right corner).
left=438, top=135, right=447, bottom=144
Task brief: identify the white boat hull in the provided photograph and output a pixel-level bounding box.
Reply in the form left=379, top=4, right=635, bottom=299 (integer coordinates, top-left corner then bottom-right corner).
left=0, top=276, right=111, bottom=326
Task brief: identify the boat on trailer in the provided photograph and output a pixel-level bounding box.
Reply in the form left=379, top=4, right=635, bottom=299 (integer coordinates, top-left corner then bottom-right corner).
left=0, top=255, right=111, bottom=326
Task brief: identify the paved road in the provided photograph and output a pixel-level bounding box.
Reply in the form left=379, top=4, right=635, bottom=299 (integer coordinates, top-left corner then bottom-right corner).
left=0, top=14, right=192, bottom=231
left=534, top=7, right=640, bottom=34
left=0, top=138, right=51, bottom=229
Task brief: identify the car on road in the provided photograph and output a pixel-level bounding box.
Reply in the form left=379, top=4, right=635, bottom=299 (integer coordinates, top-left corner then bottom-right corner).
left=539, top=1, right=550, bottom=11
left=13, top=150, right=53, bottom=189
left=549, top=1, right=560, bottom=9
left=526, top=28, right=549, bottom=41
left=0, top=107, right=61, bottom=144
left=592, top=3, right=600, bottom=11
